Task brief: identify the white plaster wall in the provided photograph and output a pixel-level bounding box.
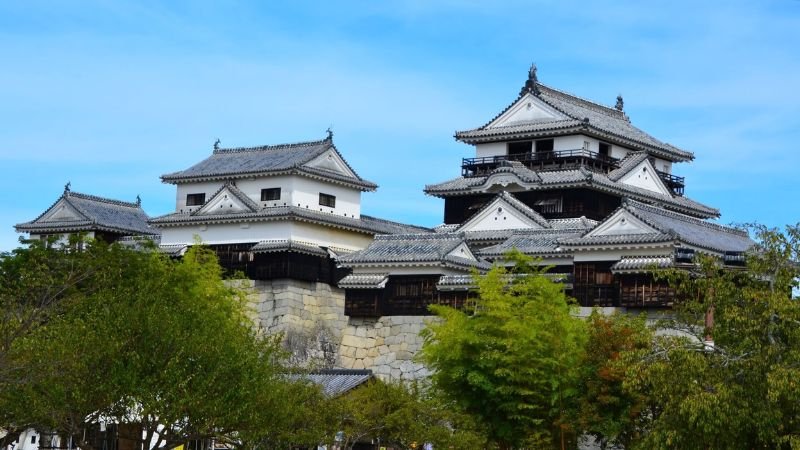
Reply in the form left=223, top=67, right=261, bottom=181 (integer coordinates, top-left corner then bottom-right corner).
left=572, top=246, right=675, bottom=262
left=175, top=181, right=224, bottom=213
left=554, top=135, right=588, bottom=151
left=475, top=142, right=506, bottom=158
left=174, top=176, right=362, bottom=217
left=290, top=222, right=374, bottom=251
left=290, top=177, right=361, bottom=218
left=158, top=221, right=294, bottom=245
left=619, top=163, right=668, bottom=194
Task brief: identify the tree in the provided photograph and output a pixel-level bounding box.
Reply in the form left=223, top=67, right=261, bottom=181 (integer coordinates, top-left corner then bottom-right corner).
left=331, top=379, right=486, bottom=450
left=573, top=312, right=652, bottom=449
left=419, top=251, right=587, bottom=449
left=624, top=224, right=800, bottom=449
left=0, top=240, right=320, bottom=450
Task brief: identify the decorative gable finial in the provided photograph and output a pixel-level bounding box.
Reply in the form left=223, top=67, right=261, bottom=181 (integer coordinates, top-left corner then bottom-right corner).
left=136, top=195, right=141, bottom=206
left=213, top=139, right=221, bottom=151
left=64, top=181, right=71, bottom=194
left=521, top=63, right=541, bottom=96
left=325, top=127, right=333, bottom=141
left=615, top=94, right=624, bottom=111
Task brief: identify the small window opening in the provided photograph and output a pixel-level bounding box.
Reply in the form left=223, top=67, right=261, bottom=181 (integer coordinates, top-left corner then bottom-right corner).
left=186, top=193, right=206, bottom=206
left=319, top=193, right=336, bottom=208
left=598, top=142, right=610, bottom=157
left=261, top=188, right=281, bottom=201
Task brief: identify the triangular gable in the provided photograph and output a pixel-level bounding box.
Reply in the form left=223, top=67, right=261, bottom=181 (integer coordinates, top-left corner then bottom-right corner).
left=193, top=185, right=258, bottom=216
left=487, top=92, right=567, bottom=128
left=585, top=207, right=659, bottom=237
left=37, top=198, right=88, bottom=222
left=457, top=193, right=548, bottom=233
left=445, top=242, right=479, bottom=262
left=303, top=148, right=358, bottom=178
left=617, top=159, right=672, bottom=196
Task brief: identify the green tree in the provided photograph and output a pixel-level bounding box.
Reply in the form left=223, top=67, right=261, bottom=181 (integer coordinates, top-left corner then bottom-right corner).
left=0, top=240, right=321, bottom=450
left=419, top=251, right=587, bottom=449
left=331, top=379, right=486, bottom=450
left=573, top=311, right=652, bottom=449
left=624, top=224, right=800, bottom=449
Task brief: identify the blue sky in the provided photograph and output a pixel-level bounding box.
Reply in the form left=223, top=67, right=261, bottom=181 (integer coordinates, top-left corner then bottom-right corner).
left=1, top=0, right=799, bottom=251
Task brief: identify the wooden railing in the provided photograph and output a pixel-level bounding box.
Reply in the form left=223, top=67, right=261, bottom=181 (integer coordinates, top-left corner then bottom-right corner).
left=461, top=149, right=620, bottom=177
left=655, top=169, right=685, bottom=196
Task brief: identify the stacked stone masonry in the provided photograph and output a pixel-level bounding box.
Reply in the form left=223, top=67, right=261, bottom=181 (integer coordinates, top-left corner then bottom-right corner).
left=233, top=279, right=430, bottom=381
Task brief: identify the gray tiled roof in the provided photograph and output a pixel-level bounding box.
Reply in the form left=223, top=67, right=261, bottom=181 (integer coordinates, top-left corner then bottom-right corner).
left=16, top=191, right=157, bottom=236
left=547, top=217, right=599, bottom=230
left=302, top=369, right=373, bottom=397
left=606, top=152, right=651, bottom=181
left=623, top=200, right=753, bottom=253
left=337, top=233, right=491, bottom=270
left=250, top=239, right=328, bottom=257
left=456, top=81, right=693, bottom=162
left=149, top=206, right=431, bottom=236
left=559, top=232, right=675, bottom=247
left=424, top=165, right=719, bottom=218
left=478, top=228, right=586, bottom=257
left=611, top=255, right=674, bottom=273
left=161, top=136, right=378, bottom=191
left=338, top=273, right=389, bottom=289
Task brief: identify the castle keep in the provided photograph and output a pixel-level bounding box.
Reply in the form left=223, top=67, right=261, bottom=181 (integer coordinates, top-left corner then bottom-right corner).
left=16, top=67, right=753, bottom=380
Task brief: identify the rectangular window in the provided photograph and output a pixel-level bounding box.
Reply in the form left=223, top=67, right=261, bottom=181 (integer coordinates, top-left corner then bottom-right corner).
left=535, top=138, right=554, bottom=153
left=508, top=140, right=532, bottom=157
left=319, top=193, right=336, bottom=208
left=186, top=193, right=206, bottom=206
left=598, top=142, right=611, bottom=156
left=261, top=188, right=281, bottom=201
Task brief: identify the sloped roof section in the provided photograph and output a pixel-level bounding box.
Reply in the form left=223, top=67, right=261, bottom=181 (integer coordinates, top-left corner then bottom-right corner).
left=455, top=69, right=693, bottom=162
left=303, top=369, right=373, bottom=397
left=624, top=200, right=753, bottom=253
left=424, top=164, right=719, bottom=218
left=611, top=255, right=674, bottom=273
left=478, top=228, right=585, bottom=258
left=250, top=239, right=328, bottom=257
left=338, top=273, right=389, bottom=289
left=16, top=190, right=156, bottom=236
left=161, top=135, right=378, bottom=191
left=337, top=233, right=491, bottom=270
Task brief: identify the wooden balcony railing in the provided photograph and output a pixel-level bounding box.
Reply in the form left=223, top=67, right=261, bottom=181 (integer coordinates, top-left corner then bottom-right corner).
left=655, top=169, right=685, bottom=196
left=462, top=149, right=619, bottom=177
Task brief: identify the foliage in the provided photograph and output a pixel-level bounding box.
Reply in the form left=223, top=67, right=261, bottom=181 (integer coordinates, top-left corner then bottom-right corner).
left=624, top=224, right=800, bottom=449
left=331, top=379, right=486, bottom=450
left=573, top=312, right=652, bottom=449
left=0, top=239, right=320, bottom=450
left=420, top=250, right=587, bottom=449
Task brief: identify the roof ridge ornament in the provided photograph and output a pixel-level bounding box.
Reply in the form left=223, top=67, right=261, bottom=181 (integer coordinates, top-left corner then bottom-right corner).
left=521, top=63, right=541, bottom=96
left=615, top=94, right=624, bottom=111
left=64, top=181, right=71, bottom=195
left=136, top=195, right=141, bottom=207
left=326, top=127, right=333, bottom=141
left=214, top=139, right=221, bottom=151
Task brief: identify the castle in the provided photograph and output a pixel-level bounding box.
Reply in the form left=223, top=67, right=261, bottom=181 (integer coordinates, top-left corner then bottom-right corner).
left=15, top=66, right=752, bottom=380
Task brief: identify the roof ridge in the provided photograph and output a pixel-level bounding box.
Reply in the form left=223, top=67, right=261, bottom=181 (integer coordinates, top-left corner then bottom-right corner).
left=213, top=137, right=329, bottom=154
left=626, top=199, right=749, bottom=237
left=374, top=232, right=464, bottom=241
left=190, top=181, right=260, bottom=215
left=67, top=191, right=141, bottom=208
left=359, top=214, right=433, bottom=232
left=537, top=83, right=627, bottom=120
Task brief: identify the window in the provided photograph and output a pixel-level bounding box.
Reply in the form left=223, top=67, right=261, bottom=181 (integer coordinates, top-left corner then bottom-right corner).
left=186, top=193, right=206, bottom=206
left=507, top=140, right=532, bottom=157
left=534, top=197, right=563, bottom=214
left=261, top=188, right=281, bottom=201
left=598, top=142, right=610, bottom=156
left=535, top=138, right=554, bottom=153
left=319, top=193, right=336, bottom=208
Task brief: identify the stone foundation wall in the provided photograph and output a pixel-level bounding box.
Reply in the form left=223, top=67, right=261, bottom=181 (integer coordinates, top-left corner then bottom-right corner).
left=233, top=279, right=431, bottom=381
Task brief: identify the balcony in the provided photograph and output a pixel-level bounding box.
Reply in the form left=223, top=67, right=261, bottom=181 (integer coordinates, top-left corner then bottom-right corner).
left=462, top=149, right=619, bottom=177
left=656, top=169, right=685, bottom=196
